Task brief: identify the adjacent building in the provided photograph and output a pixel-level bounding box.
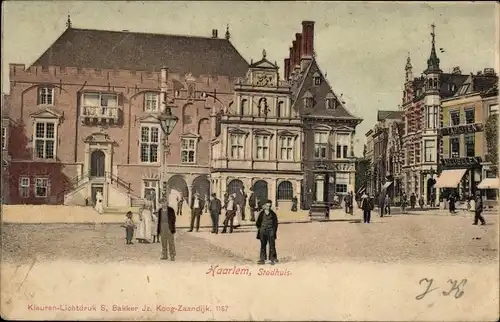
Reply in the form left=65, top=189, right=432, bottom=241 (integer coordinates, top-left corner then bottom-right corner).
left=364, top=129, right=375, bottom=194
left=439, top=70, right=498, bottom=200
left=284, top=21, right=363, bottom=209
left=210, top=50, right=303, bottom=210
left=6, top=23, right=248, bottom=207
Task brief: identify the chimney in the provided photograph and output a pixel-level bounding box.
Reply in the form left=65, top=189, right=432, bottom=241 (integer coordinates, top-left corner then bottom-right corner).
left=160, top=67, right=169, bottom=111
left=212, top=29, right=218, bottom=38
left=301, top=21, right=315, bottom=59
left=484, top=68, right=495, bottom=76
left=289, top=46, right=294, bottom=69
left=284, top=58, right=290, bottom=80
left=295, top=33, right=302, bottom=63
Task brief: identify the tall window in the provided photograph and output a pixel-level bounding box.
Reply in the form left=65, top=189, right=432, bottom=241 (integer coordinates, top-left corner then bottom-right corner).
left=464, top=134, right=475, bottom=157
left=465, top=109, right=475, bottom=124
left=314, top=132, right=328, bottom=159
left=335, top=172, right=349, bottom=194
left=489, top=104, right=499, bottom=116
left=326, top=98, right=336, bottom=109
left=255, top=135, right=270, bottom=160
left=304, top=97, right=313, bottom=109
left=230, top=134, right=244, bottom=159
left=415, top=143, right=421, bottom=163
left=424, top=140, right=435, bottom=162
left=2, top=126, right=6, bottom=150
left=140, top=126, right=159, bottom=163
left=38, top=87, right=54, bottom=105
left=426, top=105, right=438, bottom=129
left=34, top=121, right=55, bottom=159
left=181, top=138, right=196, bottom=163
left=35, top=178, right=49, bottom=198
left=19, top=177, right=29, bottom=198
left=277, top=101, right=289, bottom=117
left=449, top=137, right=460, bottom=158
left=450, top=110, right=460, bottom=126
left=144, top=93, right=159, bottom=112
left=279, top=136, right=294, bottom=160
left=313, top=76, right=321, bottom=86
left=336, top=133, right=350, bottom=159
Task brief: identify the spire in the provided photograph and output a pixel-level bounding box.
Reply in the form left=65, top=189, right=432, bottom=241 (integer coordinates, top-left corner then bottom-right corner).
left=66, top=15, right=72, bottom=29
left=405, top=52, right=412, bottom=70
left=225, top=24, right=230, bottom=40
left=425, top=23, right=441, bottom=74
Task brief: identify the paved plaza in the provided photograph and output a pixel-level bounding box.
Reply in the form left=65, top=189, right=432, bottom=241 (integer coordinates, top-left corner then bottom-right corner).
left=2, top=209, right=497, bottom=265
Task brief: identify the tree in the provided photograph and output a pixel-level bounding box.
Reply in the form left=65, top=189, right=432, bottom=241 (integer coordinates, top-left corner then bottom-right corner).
left=355, top=157, right=371, bottom=194
left=485, top=114, right=498, bottom=175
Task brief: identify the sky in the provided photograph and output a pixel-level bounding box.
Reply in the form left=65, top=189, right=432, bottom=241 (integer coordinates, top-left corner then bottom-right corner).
left=2, top=1, right=498, bottom=156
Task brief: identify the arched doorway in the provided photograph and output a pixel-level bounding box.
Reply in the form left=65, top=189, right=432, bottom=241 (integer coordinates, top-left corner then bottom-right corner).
left=227, top=179, right=244, bottom=196
left=277, top=181, right=293, bottom=200
left=427, top=178, right=436, bottom=205
left=167, top=175, right=189, bottom=205
left=192, top=175, right=210, bottom=199
left=90, top=150, right=105, bottom=177
left=253, top=180, right=268, bottom=206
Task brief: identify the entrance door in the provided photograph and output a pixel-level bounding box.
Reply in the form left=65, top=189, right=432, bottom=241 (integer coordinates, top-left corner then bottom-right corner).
left=90, top=150, right=105, bottom=177
left=144, top=180, right=159, bottom=209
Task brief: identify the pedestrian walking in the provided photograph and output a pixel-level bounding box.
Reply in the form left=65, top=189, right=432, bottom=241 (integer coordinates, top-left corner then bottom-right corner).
left=361, top=193, right=373, bottom=223
left=256, top=200, right=279, bottom=265
left=188, top=193, right=205, bottom=232
left=157, top=198, right=176, bottom=261
left=121, top=211, right=136, bottom=245
left=473, top=192, right=486, bottom=225
left=209, top=193, right=221, bottom=234
left=401, top=193, right=407, bottom=213
left=222, top=194, right=236, bottom=233
left=384, top=194, right=391, bottom=216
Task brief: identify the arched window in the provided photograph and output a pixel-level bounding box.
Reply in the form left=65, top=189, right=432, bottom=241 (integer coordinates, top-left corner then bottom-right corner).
left=240, top=99, right=247, bottom=115
left=227, top=179, right=244, bottom=196
left=277, top=101, right=285, bottom=117
left=277, top=181, right=294, bottom=200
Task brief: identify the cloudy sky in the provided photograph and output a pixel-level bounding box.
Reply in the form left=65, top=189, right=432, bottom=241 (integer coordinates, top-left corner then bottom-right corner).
left=2, top=1, right=498, bottom=156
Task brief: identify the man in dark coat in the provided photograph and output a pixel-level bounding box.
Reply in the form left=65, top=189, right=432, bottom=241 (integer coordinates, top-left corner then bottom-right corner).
left=157, top=198, right=176, bottom=261
left=188, top=193, right=205, bottom=232
left=209, top=193, right=222, bottom=234
left=360, top=193, right=373, bottom=223
left=240, top=188, right=248, bottom=221
left=410, top=193, right=416, bottom=209
left=473, top=192, right=486, bottom=225
left=256, top=199, right=279, bottom=265
left=248, top=188, right=257, bottom=221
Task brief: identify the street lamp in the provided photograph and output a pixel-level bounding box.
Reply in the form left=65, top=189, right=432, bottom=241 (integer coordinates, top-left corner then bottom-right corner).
left=157, top=104, right=178, bottom=200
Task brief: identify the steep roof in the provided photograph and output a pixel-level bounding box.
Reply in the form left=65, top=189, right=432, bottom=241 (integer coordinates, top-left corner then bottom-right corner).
left=30, top=27, right=249, bottom=77
left=377, top=110, right=403, bottom=121
left=290, top=59, right=361, bottom=120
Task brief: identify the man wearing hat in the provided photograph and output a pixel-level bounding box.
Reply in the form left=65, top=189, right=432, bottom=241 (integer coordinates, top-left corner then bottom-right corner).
left=473, top=191, right=486, bottom=225
left=157, top=198, right=176, bottom=261
left=209, top=193, right=222, bottom=234
left=189, top=192, right=205, bottom=232
left=256, top=199, right=279, bottom=265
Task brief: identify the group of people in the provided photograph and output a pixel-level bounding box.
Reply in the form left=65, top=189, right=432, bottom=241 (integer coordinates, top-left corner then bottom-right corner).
left=122, top=190, right=281, bottom=264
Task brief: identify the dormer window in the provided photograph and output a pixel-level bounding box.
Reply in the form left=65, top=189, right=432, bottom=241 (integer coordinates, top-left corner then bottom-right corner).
left=144, top=92, right=159, bottom=112
left=325, top=92, right=336, bottom=110
left=38, top=87, right=54, bottom=105
left=303, top=91, right=313, bottom=109
left=313, top=72, right=321, bottom=86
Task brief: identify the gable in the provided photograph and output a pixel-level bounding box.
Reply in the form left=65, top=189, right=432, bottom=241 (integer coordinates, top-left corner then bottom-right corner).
left=179, top=131, right=200, bottom=139
left=30, top=107, right=62, bottom=120
left=292, top=59, right=360, bottom=120
left=84, top=132, right=115, bottom=143
left=136, top=114, right=161, bottom=124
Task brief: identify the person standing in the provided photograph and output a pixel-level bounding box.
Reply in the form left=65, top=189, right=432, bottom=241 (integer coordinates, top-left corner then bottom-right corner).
left=176, top=194, right=184, bottom=216
left=157, top=198, right=176, bottom=261
left=248, top=189, right=257, bottom=221
left=240, top=188, right=248, bottom=221
left=473, top=192, right=486, bottom=225
left=430, top=191, right=436, bottom=208
left=410, top=193, right=416, bottom=210
left=348, top=191, right=354, bottom=215
left=291, top=196, right=298, bottom=212
left=188, top=193, right=205, bottom=232
left=361, top=192, right=373, bottom=223
left=121, top=211, right=136, bottom=245
left=344, top=193, right=351, bottom=214
left=209, top=193, right=222, bottom=234
left=136, top=198, right=154, bottom=243
left=222, top=194, right=236, bottom=233
left=401, top=192, right=407, bottom=213
left=418, top=195, right=424, bottom=210
left=256, top=200, right=279, bottom=265
left=448, top=194, right=456, bottom=214
left=384, top=194, right=391, bottom=216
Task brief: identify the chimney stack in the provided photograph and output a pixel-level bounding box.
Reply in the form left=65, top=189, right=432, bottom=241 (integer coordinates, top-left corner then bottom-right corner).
left=284, top=58, right=290, bottom=80
left=289, top=47, right=294, bottom=68
left=160, top=67, right=169, bottom=111
left=301, top=21, right=315, bottom=59
left=212, top=29, right=218, bottom=38
left=295, top=33, right=302, bottom=67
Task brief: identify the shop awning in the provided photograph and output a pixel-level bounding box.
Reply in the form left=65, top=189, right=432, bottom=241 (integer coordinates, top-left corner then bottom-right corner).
left=435, top=169, right=467, bottom=188
left=477, top=178, right=499, bottom=189
left=382, top=181, right=393, bottom=190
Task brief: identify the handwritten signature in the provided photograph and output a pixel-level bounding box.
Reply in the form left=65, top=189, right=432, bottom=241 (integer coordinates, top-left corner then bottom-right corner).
left=416, top=278, right=467, bottom=300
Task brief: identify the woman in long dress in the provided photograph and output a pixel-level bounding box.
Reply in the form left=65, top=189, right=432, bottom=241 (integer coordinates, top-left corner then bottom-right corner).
left=136, top=199, right=154, bottom=243
left=95, top=191, right=104, bottom=214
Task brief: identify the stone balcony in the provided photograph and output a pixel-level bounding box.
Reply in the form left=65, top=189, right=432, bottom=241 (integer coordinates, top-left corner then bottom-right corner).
left=80, top=105, right=121, bottom=125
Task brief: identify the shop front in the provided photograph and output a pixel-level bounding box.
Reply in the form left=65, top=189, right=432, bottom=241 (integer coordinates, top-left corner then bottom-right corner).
left=435, top=157, right=482, bottom=201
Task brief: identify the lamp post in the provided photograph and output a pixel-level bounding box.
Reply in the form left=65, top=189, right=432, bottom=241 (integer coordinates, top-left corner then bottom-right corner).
left=158, top=104, right=178, bottom=200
